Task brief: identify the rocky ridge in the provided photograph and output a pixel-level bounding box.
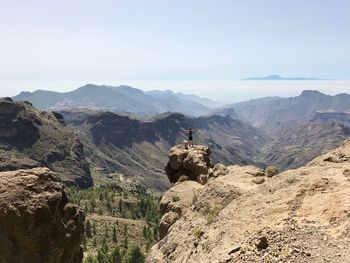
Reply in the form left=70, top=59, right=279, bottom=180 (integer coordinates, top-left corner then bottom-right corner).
left=0, top=168, right=85, bottom=263
left=0, top=98, right=92, bottom=188
left=148, top=142, right=350, bottom=263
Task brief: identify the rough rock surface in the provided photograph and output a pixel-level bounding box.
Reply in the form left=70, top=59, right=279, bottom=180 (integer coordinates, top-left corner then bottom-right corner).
left=0, top=168, right=84, bottom=263
left=165, top=145, right=212, bottom=183
left=0, top=98, right=92, bottom=188
left=148, top=141, right=350, bottom=263
left=159, top=181, right=204, bottom=239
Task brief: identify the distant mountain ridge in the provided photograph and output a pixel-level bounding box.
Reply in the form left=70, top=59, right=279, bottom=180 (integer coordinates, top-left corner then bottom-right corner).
left=146, top=89, right=224, bottom=108
left=218, top=90, right=350, bottom=133
left=13, top=84, right=221, bottom=116
left=245, top=74, right=324, bottom=80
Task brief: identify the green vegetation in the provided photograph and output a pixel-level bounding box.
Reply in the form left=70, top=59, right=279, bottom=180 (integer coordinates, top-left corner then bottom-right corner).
left=202, top=205, right=223, bottom=225
left=265, top=165, right=279, bottom=177
left=66, top=183, right=160, bottom=263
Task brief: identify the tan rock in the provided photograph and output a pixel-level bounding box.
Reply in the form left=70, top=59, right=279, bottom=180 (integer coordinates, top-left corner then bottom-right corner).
left=212, top=163, right=229, bottom=177
left=148, top=140, right=350, bottom=263
left=165, top=145, right=211, bottom=183
left=252, top=177, right=265, bottom=184
left=159, top=181, right=203, bottom=239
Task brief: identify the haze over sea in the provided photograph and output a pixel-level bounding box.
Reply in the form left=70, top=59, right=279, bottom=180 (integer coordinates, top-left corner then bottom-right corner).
left=1, top=80, right=350, bottom=104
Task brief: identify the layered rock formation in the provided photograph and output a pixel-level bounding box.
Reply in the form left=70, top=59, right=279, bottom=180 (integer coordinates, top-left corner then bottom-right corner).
left=0, top=98, right=92, bottom=188
left=0, top=168, right=84, bottom=263
left=148, top=142, right=350, bottom=263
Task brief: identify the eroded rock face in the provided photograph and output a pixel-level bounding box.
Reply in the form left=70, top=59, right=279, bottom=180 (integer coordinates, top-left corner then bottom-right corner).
left=165, top=145, right=212, bottom=183
left=159, top=181, right=203, bottom=239
left=0, top=168, right=84, bottom=263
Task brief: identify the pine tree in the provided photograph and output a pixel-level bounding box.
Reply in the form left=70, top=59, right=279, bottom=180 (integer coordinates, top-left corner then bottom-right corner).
left=110, top=246, right=122, bottom=263
left=122, top=246, right=145, bottom=263
left=85, top=220, right=93, bottom=238
left=112, top=225, right=117, bottom=243
left=123, top=225, right=128, bottom=248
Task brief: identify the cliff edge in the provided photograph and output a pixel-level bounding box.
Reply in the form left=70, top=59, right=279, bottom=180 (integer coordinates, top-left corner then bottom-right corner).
left=148, top=142, right=350, bottom=262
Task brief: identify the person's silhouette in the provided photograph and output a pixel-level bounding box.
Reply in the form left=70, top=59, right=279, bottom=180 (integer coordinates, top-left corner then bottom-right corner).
left=187, top=128, right=195, bottom=147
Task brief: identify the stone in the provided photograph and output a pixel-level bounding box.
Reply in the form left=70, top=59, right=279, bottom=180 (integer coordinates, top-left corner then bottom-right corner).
left=252, top=177, right=265, bottom=184
left=213, top=163, right=229, bottom=177
left=198, top=174, right=209, bottom=185
left=255, top=236, right=269, bottom=250
left=229, top=246, right=241, bottom=254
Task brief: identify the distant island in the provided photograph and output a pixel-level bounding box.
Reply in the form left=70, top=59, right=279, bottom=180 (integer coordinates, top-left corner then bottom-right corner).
left=244, top=74, right=326, bottom=81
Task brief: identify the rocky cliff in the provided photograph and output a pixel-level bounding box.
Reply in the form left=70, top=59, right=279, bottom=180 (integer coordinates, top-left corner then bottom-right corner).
left=0, top=168, right=85, bottom=263
left=0, top=98, right=92, bottom=188
left=148, top=142, right=350, bottom=263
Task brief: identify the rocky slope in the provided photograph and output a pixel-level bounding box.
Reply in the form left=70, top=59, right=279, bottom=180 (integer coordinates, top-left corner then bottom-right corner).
left=0, top=98, right=92, bottom=188
left=61, top=110, right=269, bottom=191
left=0, top=168, right=85, bottom=263
left=148, top=141, right=350, bottom=263
left=260, top=120, right=350, bottom=170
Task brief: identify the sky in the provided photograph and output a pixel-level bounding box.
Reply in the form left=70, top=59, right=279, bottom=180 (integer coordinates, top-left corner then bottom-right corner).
left=0, top=0, right=350, bottom=101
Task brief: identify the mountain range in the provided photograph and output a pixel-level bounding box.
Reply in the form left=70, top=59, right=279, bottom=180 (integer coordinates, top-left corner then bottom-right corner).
left=13, top=84, right=221, bottom=117
left=8, top=87, right=350, bottom=191
left=217, top=90, right=350, bottom=133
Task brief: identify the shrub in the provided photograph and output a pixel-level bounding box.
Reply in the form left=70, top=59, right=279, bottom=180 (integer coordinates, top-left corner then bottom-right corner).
left=202, top=205, right=223, bottom=225
left=265, top=166, right=279, bottom=177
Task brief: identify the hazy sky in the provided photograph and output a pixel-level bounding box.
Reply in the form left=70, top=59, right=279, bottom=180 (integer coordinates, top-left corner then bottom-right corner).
left=1, top=0, right=350, bottom=100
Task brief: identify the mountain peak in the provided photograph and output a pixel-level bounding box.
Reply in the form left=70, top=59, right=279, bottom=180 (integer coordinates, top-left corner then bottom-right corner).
left=300, top=90, right=325, bottom=97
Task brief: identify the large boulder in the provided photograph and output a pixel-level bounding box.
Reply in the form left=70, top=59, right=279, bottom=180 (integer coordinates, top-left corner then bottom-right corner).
left=0, top=168, right=85, bottom=263
left=165, top=145, right=212, bottom=183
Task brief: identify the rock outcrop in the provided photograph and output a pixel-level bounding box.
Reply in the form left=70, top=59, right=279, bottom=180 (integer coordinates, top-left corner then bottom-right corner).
left=0, top=98, right=92, bottom=188
left=159, top=145, right=231, bottom=240
left=148, top=141, right=350, bottom=263
left=0, top=168, right=84, bottom=263
left=165, top=145, right=212, bottom=183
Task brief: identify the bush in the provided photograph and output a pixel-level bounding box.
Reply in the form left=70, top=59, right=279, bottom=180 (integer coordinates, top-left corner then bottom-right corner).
left=265, top=166, right=279, bottom=177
